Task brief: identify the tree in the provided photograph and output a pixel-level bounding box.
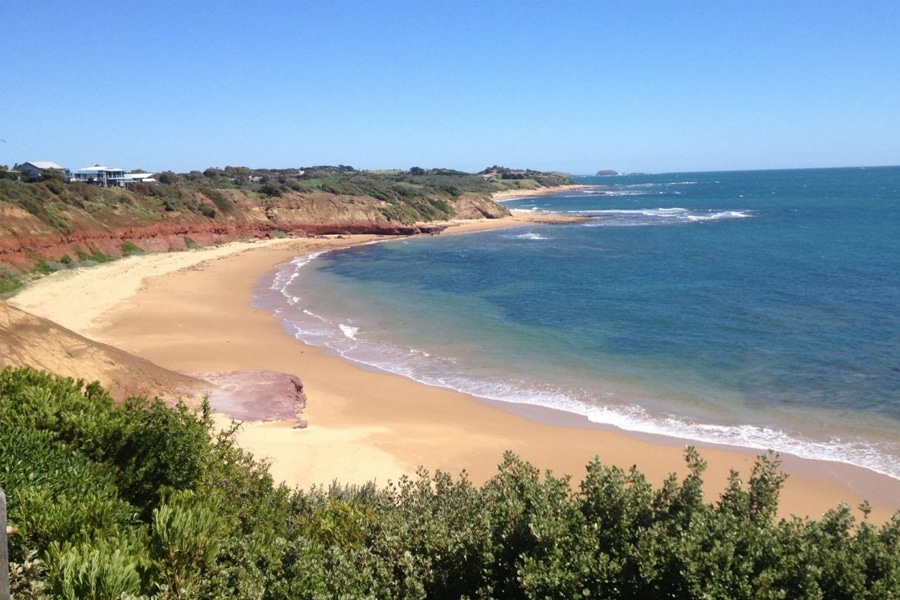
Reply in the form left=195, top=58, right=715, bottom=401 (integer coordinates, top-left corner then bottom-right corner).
left=155, top=171, right=179, bottom=185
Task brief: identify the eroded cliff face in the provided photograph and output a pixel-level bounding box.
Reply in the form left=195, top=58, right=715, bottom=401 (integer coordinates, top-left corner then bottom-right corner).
left=257, top=190, right=506, bottom=224
left=0, top=189, right=506, bottom=271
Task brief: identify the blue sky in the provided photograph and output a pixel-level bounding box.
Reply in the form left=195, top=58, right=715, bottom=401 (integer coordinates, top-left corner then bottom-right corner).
left=2, top=0, right=898, bottom=175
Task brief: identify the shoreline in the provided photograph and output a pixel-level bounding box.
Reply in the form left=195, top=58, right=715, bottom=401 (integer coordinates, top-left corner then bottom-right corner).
left=10, top=215, right=900, bottom=522
left=491, top=184, right=589, bottom=201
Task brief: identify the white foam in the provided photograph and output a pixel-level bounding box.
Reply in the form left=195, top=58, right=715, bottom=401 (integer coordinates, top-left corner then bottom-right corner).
left=302, top=309, right=328, bottom=322
left=580, top=408, right=900, bottom=481
left=575, top=207, right=753, bottom=226
left=592, top=190, right=653, bottom=197
left=509, top=208, right=548, bottom=214
left=339, top=323, right=359, bottom=340
left=429, top=376, right=900, bottom=480
left=269, top=251, right=328, bottom=298
left=685, top=210, right=753, bottom=222
left=514, top=232, right=550, bottom=241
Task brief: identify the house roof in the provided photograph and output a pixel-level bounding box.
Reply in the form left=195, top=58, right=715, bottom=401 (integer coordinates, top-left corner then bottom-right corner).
left=24, top=161, right=67, bottom=170
left=75, top=165, right=124, bottom=173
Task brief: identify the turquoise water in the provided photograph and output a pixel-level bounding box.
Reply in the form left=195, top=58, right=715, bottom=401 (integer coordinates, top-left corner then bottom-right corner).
left=257, top=167, right=900, bottom=478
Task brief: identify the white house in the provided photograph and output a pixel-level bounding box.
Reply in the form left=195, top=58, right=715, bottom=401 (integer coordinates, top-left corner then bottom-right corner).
left=70, top=165, right=127, bottom=187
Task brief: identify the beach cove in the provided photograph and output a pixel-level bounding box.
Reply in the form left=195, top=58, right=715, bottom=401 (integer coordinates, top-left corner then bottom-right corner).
left=10, top=211, right=900, bottom=523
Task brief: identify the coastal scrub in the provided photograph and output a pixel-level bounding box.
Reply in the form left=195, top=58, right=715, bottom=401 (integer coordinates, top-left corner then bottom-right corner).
left=1, top=367, right=899, bottom=598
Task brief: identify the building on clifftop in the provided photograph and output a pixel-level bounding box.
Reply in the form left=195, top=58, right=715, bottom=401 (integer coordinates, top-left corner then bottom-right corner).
left=70, top=165, right=127, bottom=187
left=13, top=161, right=70, bottom=181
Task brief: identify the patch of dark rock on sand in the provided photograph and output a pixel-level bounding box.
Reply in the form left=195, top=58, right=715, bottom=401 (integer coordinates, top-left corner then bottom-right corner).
left=183, top=369, right=308, bottom=427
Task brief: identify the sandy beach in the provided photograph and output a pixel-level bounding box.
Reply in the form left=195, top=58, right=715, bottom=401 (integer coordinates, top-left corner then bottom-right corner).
left=491, top=184, right=589, bottom=201
left=10, top=213, right=900, bottom=522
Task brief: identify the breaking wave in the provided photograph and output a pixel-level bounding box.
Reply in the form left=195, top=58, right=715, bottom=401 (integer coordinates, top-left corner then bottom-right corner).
left=575, top=207, right=753, bottom=226
left=511, top=232, right=551, bottom=241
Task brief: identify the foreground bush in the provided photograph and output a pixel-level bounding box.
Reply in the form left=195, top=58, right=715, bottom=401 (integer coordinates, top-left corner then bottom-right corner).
left=1, top=366, right=899, bottom=598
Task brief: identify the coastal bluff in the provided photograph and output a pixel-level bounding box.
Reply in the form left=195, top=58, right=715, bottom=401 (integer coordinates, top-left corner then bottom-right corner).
left=0, top=165, right=571, bottom=278
left=0, top=188, right=485, bottom=273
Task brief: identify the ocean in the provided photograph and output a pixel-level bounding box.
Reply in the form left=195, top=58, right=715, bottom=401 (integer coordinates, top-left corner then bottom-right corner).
left=256, top=167, right=900, bottom=479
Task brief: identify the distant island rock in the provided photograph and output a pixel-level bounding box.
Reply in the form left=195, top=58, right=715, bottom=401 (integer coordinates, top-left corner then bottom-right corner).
left=595, top=170, right=619, bottom=177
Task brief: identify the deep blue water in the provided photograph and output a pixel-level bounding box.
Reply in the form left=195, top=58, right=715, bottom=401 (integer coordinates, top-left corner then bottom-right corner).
left=258, top=167, right=900, bottom=478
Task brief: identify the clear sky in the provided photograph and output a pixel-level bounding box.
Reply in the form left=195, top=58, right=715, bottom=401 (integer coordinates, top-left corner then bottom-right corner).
left=2, top=0, right=898, bottom=175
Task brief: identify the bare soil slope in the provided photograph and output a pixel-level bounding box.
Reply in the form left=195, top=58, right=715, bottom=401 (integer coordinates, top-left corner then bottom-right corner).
left=0, top=299, right=206, bottom=402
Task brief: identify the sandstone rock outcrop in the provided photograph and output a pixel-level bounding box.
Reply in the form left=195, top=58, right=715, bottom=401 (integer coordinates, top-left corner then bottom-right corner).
left=184, top=369, right=308, bottom=425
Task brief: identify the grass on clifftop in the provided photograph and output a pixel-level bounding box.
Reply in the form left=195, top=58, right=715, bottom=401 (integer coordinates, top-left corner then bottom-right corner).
left=1, top=164, right=570, bottom=233
left=2, top=366, right=900, bottom=599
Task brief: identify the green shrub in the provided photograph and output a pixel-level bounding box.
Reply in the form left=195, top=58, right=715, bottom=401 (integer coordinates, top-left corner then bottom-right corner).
left=119, top=241, right=144, bottom=256
left=2, top=366, right=900, bottom=598
left=106, top=398, right=213, bottom=518
left=156, top=171, right=179, bottom=185
left=45, top=538, right=143, bottom=600
left=0, top=264, right=22, bottom=296
left=202, top=188, right=234, bottom=215
left=149, top=490, right=230, bottom=597
left=87, top=245, right=113, bottom=263
left=259, top=182, right=284, bottom=198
